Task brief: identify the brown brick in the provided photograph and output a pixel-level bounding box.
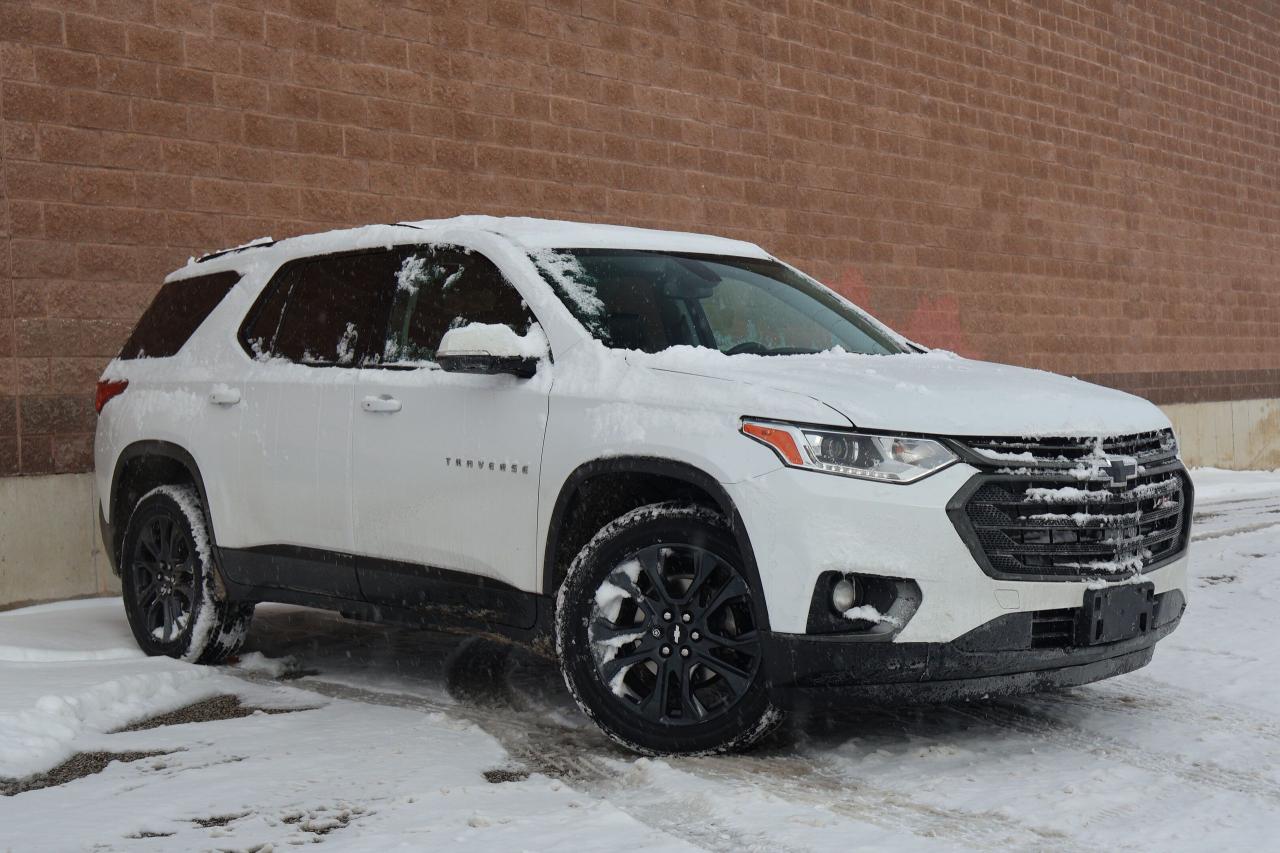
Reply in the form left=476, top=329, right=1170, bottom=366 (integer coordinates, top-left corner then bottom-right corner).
left=126, top=24, right=185, bottom=64
left=0, top=4, right=65, bottom=47
left=6, top=162, right=73, bottom=202
left=0, top=437, right=17, bottom=476
left=97, top=56, right=158, bottom=96
left=8, top=200, right=44, bottom=238
left=74, top=244, right=137, bottom=281
left=52, top=432, right=94, bottom=473
left=158, top=67, right=216, bottom=103
left=97, top=0, right=155, bottom=25
left=19, top=433, right=55, bottom=476
left=9, top=241, right=76, bottom=279
left=190, top=177, right=248, bottom=213
left=70, top=168, right=136, bottom=206
left=32, top=48, right=98, bottom=88
left=187, top=105, right=243, bottom=144
left=19, top=393, right=95, bottom=434
left=214, top=75, right=268, bottom=111
left=268, top=84, right=320, bottom=119
left=343, top=126, right=388, bottom=160
left=131, top=98, right=189, bottom=135
left=0, top=43, right=36, bottom=83
left=2, top=81, right=66, bottom=123
left=65, top=13, right=127, bottom=55
left=155, top=0, right=212, bottom=32
left=0, top=397, right=15, bottom=436
left=184, top=34, right=241, bottom=72
left=213, top=4, right=264, bottom=42
left=66, top=90, right=132, bottom=131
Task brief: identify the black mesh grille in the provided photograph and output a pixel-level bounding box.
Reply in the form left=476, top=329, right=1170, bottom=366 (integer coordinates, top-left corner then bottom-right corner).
left=962, top=429, right=1176, bottom=467
left=950, top=431, right=1191, bottom=580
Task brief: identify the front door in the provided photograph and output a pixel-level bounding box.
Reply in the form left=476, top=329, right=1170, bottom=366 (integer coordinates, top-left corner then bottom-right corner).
left=352, top=245, right=550, bottom=626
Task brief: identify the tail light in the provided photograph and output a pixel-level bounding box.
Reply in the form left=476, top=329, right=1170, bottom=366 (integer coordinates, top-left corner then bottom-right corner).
left=95, top=379, right=128, bottom=414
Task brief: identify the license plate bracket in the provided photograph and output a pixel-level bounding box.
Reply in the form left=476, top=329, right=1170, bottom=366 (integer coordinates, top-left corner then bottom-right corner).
left=1078, top=582, right=1156, bottom=646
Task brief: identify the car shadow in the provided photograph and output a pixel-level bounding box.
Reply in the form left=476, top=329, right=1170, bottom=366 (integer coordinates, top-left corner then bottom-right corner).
left=240, top=604, right=1091, bottom=758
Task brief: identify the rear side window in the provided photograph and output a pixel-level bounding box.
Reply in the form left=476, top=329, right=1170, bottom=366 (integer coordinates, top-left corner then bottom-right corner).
left=383, top=246, right=533, bottom=365
left=240, top=251, right=401, bottom=366
left=118, top=271, right=240, bottom=359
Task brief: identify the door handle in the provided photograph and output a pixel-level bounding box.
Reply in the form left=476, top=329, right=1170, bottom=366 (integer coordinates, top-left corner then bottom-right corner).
left=361, top=394, right=402, bottom=414
left=209, top=386, right=241, bottom=406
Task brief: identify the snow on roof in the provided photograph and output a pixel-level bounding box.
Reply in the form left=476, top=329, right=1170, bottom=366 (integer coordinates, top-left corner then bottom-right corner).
left=175, top=216, right=771, bottom=281
left=403, top=215, right=773, bottom=257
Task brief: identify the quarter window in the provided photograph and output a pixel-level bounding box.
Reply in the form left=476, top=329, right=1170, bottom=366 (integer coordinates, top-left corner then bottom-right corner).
left=119, top=271, right=240, bottom=359
left=382, top=246, right=534, bottom=365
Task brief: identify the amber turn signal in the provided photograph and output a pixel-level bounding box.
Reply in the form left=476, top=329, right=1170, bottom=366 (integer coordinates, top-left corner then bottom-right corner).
left=740, top=421, right=804, bottom=466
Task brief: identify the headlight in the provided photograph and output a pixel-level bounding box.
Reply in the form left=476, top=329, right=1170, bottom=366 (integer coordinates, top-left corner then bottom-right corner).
left=741, top=420, right=957, bottom=483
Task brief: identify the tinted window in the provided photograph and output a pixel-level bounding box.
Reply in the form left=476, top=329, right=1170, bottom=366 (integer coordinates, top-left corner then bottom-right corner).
left=382, top=246, right=533, bottom=365
left=118, top=271, right=240, bottom=359
left=241, top=251, right=400, bottom=366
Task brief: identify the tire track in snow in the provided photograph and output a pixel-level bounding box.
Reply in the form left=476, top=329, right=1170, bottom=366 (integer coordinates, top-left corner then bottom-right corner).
left=948, top=701, right=1280, bottom=806
left=229, top=670, right=1079, bottom=852
left=228, top=672, right=795, bottom=853
left=684, top=752, right=1081, bottom=852
left=1192, top=519, right=1280, bottom=542
left=1045, top=677, right=1280, bottom=747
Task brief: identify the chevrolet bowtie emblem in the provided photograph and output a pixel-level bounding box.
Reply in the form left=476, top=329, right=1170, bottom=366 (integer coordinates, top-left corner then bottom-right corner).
left=1103, top=454, right=1138, bottom=487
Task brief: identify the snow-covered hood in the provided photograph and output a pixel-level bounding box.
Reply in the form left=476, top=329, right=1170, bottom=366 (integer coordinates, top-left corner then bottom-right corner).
left=635, top=349, right=1170, bottom=438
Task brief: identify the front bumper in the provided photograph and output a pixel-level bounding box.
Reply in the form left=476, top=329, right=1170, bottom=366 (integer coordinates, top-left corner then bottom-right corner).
left=762, top=589, right=1184, bottom=709
left=729, top=463, right=1190, bottom=640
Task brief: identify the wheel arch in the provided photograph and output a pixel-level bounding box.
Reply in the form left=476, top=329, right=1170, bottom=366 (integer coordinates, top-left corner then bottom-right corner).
left=542, top=456, right=770, bottom=631
left=107, top=441, right=218, bottom=574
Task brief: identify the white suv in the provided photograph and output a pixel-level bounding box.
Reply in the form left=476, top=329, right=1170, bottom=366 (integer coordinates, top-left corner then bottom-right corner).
left=95, top=216, right=1191, bottom=754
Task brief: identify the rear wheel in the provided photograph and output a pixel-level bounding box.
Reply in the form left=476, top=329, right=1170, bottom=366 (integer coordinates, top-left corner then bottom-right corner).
left=120, top=485, right=253, bottom=664
left=556, top=502, right=780, bottom=755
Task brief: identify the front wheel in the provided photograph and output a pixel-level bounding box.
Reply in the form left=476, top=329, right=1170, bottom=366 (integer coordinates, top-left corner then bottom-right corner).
left=120, top=485, right=253, bottom=664
left=556, top=502, right=781, bottom=755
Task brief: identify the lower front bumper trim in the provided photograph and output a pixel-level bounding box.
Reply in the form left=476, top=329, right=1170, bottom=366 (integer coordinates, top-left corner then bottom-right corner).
left=766, top=644, right=1156, bottom=709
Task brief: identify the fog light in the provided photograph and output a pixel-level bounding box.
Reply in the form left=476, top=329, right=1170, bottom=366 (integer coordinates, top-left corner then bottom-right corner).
left=831, top=577, right=858, bottom=612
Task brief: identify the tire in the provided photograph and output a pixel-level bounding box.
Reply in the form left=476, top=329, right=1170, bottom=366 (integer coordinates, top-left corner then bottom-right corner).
left=120, top=485, right=254, bottom=664
left=556, top=501, right=781, bottom=755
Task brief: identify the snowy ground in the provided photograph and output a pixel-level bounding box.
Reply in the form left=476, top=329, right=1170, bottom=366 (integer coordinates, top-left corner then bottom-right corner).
left=2, top=468, right=1279, bottom=852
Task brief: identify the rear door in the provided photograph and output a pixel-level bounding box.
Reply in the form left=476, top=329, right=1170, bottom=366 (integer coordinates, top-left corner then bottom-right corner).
left=225, top=250, right=397, bottom=598
left=351, top=245, right=550, bottom=625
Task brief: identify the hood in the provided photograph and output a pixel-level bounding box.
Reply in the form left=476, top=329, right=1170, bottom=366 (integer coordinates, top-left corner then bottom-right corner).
left=634, top=349, right=1170, bottom=438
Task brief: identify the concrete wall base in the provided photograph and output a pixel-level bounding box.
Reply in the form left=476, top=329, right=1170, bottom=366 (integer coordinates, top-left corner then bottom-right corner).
left=0, top=473, right=118, bottom=609
left=1161, top=398, right=1280, bottom=470
left=0, top=399, right=1274, bottom=607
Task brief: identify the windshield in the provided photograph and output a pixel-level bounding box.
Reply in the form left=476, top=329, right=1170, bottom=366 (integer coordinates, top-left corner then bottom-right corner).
left=529, top=249, right=905, bottom=356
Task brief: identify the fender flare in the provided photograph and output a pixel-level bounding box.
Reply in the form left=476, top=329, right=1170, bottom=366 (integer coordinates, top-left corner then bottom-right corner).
left=108, top=441, right=219, bottom=554
left=542, top=455, right=771, bottom=631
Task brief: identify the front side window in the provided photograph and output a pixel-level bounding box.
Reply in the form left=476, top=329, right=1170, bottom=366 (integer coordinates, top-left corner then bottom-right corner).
left=528, top=249, right=904, bottom=356
left=241, top=251, right=401, bottom=366
left=382, top=246, right=534, bottom=366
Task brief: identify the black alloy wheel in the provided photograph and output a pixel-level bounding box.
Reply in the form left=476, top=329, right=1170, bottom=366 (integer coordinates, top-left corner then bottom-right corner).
left=120, top=485, right=254, bottom=663
left=591, top=543, right=761, bottom=725
left=131, top=513, right=198, bottom=646
left=557, top=502, right=780, bottom=755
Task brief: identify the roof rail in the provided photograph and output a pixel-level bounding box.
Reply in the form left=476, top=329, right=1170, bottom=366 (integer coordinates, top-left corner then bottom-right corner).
left=195, top=238, right=278, bottom=264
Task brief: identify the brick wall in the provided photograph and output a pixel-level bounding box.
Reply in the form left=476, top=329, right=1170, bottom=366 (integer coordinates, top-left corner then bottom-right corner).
left=2, top=0, right=1278, bottom=475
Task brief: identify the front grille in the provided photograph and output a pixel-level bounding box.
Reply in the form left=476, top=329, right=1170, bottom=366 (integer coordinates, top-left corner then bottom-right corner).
left=961, top=429, right=1176, bottom=468
left=948, top=430, right=1192, bottom=580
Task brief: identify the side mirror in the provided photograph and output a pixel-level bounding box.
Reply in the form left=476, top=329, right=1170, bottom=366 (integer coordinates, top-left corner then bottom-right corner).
left=436, top=323, right=546, bottom=379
